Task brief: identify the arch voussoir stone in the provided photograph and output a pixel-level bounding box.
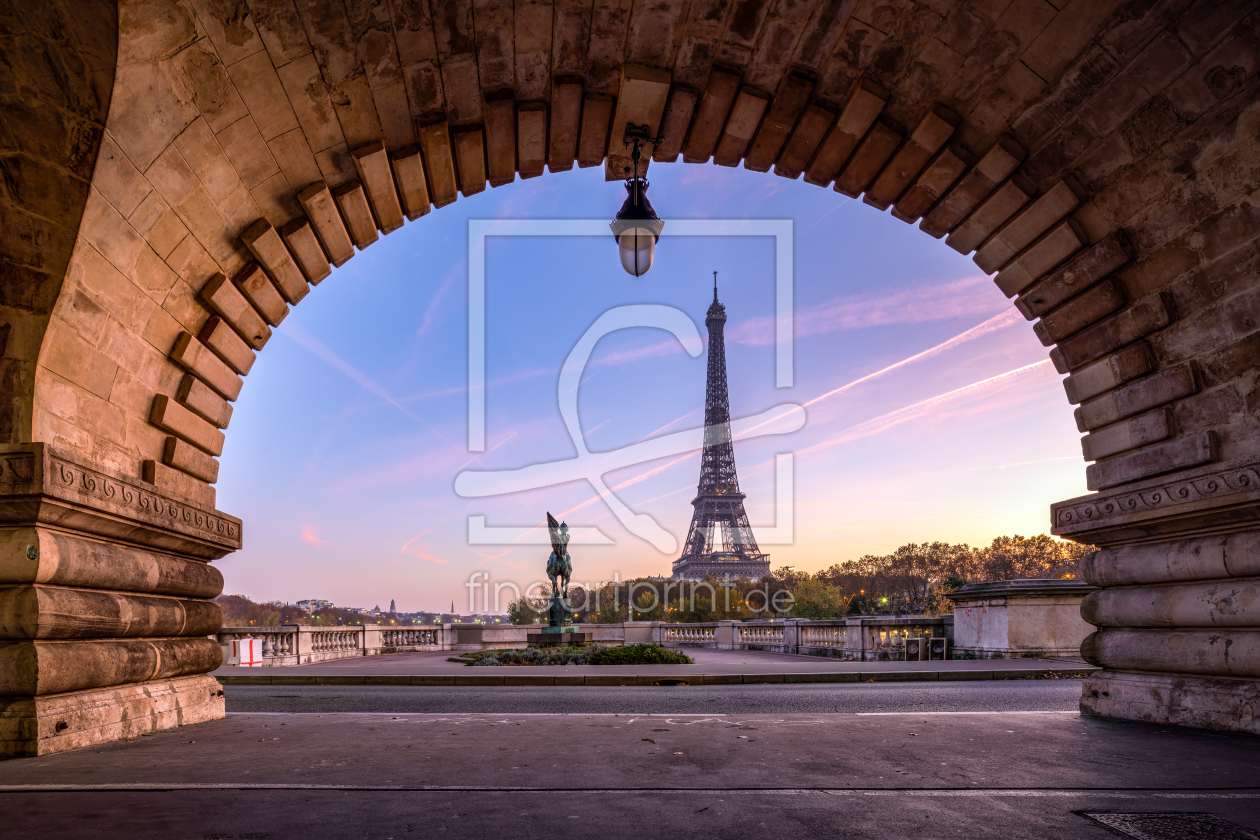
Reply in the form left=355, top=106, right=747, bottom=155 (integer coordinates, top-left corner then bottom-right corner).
left=1, top=0, right=1258, bottom=754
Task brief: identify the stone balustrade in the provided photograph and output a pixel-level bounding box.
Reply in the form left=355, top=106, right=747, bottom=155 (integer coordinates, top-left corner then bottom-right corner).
left=664, top=624, right=718, bottom=646
left=721, top=617, right=954, bottom=661
left=217, top=624, right=438, bottom=666
left=215, top=619, right=962, bottom=664
left=308, top=628, right=363, bottom=654
left=738, top=624, right=786, bottom=646
left=380, top=629, right=440, bottom=648
left=800, top=623, right=847, bottom=649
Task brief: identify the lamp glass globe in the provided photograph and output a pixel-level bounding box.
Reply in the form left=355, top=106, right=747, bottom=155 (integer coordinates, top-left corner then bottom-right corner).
left=618, top=226, right=656, bottom=276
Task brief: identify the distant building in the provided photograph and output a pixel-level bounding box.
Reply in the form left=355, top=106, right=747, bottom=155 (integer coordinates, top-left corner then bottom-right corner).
left=295, top=599, right=334, bottom=613
left=389, top=599, right=396, bottom=614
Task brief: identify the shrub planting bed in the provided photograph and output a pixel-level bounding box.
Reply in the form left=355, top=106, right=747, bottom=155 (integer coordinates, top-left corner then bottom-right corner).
left=450, top=643, right=693, bottom=666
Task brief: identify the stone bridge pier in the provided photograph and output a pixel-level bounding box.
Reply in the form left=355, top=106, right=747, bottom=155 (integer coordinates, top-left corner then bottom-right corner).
left=1060, top=484, right=1260, bottom=730
left=0, top=445, right=236, bottom=755
left=1, top=0, right=1258, bottom=753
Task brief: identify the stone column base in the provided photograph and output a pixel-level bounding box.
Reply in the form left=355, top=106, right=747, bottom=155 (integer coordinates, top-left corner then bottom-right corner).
left=1080, top=670, right=1258, bottom=735
left=0, top=674, right=225, bottom=758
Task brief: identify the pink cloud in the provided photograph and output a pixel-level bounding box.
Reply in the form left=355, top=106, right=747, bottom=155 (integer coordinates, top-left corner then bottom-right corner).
left=401, top=532, right=450, bottom=565
left=300, top=525, right=331, bottom=547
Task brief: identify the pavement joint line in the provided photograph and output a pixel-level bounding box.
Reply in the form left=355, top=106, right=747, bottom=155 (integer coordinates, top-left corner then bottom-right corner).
left=0, top=785, right=1256, bottom=797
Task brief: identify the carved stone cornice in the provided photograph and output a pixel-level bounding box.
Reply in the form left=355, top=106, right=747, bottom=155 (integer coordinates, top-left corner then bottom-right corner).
left=1051, top=458, right=1260, bottom=548
left=0, top=444, right=241, bottom=559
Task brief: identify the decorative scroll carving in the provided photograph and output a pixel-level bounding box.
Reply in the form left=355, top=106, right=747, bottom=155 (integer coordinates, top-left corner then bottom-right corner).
left=1054, top=464, right=1260, bottom=530
left=48, top=456, right=241, bottom=542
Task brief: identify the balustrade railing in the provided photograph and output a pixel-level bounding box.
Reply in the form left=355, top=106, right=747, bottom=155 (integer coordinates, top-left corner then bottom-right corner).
left=216, top=623, right=442, bottom=666
left=381, top=629, right=438, bottom=647
left=800, top=623, right=846, bottom=647
left=309, top=628, right=360, bottom=652
left=738, top=624, right=785, bottom=645
left=218, top=626, right=299, bottom=663
left=665, top=624, right=716, bottom=644
left=215, top=617, right=952, bottom=665
left=263, top=630, right=296, bottom=659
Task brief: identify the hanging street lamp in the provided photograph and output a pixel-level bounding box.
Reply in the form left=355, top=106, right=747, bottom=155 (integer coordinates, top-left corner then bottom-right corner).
left=610, top=124, right=664, bottom=276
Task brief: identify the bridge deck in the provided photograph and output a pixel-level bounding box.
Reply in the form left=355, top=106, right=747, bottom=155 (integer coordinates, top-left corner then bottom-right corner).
left=1, top=710, right=1256, bottom=838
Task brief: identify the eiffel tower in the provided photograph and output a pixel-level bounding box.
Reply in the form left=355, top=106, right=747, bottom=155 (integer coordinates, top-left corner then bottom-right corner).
left=672, top=273, right=770, bottom=581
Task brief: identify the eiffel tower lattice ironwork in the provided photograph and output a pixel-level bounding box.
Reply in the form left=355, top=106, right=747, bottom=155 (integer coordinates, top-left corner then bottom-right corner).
left=672, top=273, right=770, bottom=581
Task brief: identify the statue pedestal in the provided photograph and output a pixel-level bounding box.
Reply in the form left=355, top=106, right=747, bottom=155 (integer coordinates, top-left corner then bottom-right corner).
left=532, top=597, right=584, bottom=645
left=528, top=628, right=588, bottom=646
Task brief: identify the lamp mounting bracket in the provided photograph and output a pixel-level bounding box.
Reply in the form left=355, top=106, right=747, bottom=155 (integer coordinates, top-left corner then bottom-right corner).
left=623, top=123, right=664, bottom=148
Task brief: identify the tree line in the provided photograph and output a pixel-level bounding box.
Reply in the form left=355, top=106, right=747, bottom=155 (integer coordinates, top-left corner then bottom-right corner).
left=509, top=533, right=1092, bottom=623
left=789, top=533, right=1091, bottom=617
left=215, top=595, right=380, bottom=627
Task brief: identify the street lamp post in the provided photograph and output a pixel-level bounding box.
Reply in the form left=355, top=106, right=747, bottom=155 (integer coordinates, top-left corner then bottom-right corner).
left=610, top=124, right=664, bottom=276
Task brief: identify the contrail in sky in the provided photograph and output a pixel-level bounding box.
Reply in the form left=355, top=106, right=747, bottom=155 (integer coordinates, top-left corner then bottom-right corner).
left=282, top=323, right=452, bottom=443
left=735, top=308, right=1025, bottom=440
left=797, top=359, right=1054, bottom=455
left=801, top=308, right=1024, bottom=410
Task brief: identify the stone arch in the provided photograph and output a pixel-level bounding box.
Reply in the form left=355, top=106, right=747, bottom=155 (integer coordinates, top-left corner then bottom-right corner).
left=2, top=0, right=1259, bottom=754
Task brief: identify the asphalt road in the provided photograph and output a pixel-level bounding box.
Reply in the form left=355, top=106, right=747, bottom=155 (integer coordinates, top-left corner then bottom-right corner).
left=225, top=678, right=1085, bottom=714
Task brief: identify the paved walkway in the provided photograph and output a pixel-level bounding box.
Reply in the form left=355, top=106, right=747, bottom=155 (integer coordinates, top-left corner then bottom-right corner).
left=2, top=711, right=1256, bottom=838
left=213, top=647, right=1097, bottom=685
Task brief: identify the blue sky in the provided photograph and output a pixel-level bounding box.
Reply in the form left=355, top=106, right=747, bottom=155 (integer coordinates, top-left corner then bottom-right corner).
left=214, top=162, right=1087, bottom=613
